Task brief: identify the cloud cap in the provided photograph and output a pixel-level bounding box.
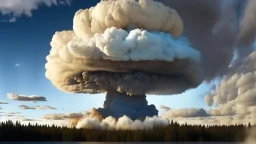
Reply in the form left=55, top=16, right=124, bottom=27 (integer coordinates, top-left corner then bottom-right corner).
left=45, top=0, right=202, bottom=95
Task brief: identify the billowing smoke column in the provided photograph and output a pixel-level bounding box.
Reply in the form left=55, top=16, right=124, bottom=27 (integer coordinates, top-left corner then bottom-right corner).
left=45, top=0, right=202, bottom=122
left=96, top=91, right=158, bottom=120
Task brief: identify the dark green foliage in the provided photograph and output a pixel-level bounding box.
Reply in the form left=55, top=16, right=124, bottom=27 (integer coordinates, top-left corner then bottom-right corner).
left=0, top=120, right=253, bottom=142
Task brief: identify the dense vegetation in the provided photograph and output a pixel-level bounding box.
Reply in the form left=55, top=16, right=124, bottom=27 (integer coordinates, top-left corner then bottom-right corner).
left=0, top=120, right=253, bottom=142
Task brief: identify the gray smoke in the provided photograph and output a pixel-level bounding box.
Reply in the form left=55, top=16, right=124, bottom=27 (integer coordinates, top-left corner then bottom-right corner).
left=66, top=66, right=201, bottom=95
left=237, top=0, right=256, bottom=48
left=158, top=0, right=256, bottom=80
left=64, top=68, right=200, bottom=120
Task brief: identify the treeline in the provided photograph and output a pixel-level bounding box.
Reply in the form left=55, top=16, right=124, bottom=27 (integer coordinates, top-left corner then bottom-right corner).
left=0, top=120, right=254, bottom=142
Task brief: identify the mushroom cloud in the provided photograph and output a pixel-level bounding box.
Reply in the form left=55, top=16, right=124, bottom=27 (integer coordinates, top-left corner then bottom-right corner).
left=45, top=0, right=202, bottom=121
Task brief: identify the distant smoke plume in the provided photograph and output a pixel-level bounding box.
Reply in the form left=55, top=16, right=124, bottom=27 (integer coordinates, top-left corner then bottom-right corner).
left=7, top=93, right=47, bottom=102
left=46, top=0, right=202, bottom=121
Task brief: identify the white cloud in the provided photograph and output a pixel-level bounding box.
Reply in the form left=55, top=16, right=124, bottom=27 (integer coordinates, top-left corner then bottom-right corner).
left=0, top=0, right=71, bottom=17
left=159, top=105, right=172, bottom=111
left=204, top=51, right=256, bottom=116
left=15, top=63, right=20, bottom=67
left=204, top=95, right=214, bottom=106
left=0, top=101, right=8, bottom=104
left=19, top=105, right=57, bottom=110
left=19, top=118, right=37, bottom=121
left=161, top=51, right=256, bottom=126
left=42, top=112, right=84, bottom=120
left=0, top=17, right=16, bottom=23
left=59, top=0, right=71, bottom=6
left=9, top=17, right=16, bottom=23
left=162, top=108, right=209, bottom=118
left=3, top=112, right=21, bottom=117
left=7, top=93, right=47, bottom=102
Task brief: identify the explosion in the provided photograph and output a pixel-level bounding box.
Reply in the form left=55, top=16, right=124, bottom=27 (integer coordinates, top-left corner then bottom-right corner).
left=45, top=0, right=202, bottom=127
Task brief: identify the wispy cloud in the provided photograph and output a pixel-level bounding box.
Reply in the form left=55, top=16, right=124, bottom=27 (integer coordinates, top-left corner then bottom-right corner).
left=8, top=112, right=20, bottom=115
left=159, top=105, right=172, bottom=111
left=19, top=118, right=38, bottom=121
left=59, top=0, right=72, bottom=6
left=3, top=112, right=21, bottom=117
left=42, top=112, right=84, bottom=120
left=0, top=17, right=16, bottom=23
left=19, top=105, right=57, bottom=110
left=0, top=0, right=72, bottom=17
left=0, top=101, right=8, bottom=104
left=162, top=108, right=209, bottom=118
left=15, top=63, right=20, bottom=67
left=7, top=93, right=47, bottom=102
left=9, top=17, right=16, bottom=23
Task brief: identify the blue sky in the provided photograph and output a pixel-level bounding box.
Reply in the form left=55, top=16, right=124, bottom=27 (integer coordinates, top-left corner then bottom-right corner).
left=0, top=0, right=212, bottom=121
